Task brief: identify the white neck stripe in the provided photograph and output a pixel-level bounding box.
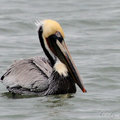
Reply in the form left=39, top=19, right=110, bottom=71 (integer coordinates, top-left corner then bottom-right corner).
left=54, top=60, right=68, bottom=77
left=42, top=35, right=55, bottom=60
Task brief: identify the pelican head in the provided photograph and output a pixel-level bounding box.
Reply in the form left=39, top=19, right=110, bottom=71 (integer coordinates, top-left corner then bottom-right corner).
left=36, top=19, right=86, bottom=93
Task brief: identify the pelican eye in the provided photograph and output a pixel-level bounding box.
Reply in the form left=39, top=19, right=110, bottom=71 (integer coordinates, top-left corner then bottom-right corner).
left=55, top=31, right=63, bottom=43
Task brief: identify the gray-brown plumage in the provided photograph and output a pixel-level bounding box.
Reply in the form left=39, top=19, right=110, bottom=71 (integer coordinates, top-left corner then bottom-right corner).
left=1, top=56, right=52, bottom=95
left=1, top=19, right=86, bottom=96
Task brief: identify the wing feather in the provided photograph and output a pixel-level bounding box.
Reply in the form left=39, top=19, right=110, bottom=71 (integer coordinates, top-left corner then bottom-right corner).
left=1, top=56, right=52, bottom=92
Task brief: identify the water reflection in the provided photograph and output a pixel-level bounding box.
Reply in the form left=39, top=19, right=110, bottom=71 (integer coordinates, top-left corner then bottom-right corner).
left=2, top=92, right=74, bottom=100
left=2, top=92, right=39, bottom=99
left=44, top=94, right=74, bottom=107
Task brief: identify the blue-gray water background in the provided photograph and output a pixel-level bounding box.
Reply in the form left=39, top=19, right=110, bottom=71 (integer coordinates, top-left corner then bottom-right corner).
left=0, top=0, right=120, bottom=120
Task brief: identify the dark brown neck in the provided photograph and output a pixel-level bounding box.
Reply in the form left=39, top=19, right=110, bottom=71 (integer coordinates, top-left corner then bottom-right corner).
left=38, top=29, right=55, bottom=67
left=45, top=70, right=76, bottom=95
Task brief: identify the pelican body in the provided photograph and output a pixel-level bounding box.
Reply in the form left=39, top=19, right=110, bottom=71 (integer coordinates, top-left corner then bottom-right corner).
left=1, top=19, right=86, bottom=96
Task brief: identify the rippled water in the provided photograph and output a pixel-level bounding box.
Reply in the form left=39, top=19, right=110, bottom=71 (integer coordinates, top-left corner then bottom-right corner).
left=0, top=0, right=120, bottom=120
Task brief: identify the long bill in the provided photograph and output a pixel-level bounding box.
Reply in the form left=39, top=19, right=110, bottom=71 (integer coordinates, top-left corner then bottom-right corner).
left=53, top=40, right=87, bottom=93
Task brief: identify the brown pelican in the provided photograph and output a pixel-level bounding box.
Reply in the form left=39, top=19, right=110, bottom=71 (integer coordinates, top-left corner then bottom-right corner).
left=1, top=19, right=86, bottom=96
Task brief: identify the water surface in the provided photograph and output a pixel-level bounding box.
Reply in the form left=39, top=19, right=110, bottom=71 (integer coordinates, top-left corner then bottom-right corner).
left=0, top=0, right=120, bottom=120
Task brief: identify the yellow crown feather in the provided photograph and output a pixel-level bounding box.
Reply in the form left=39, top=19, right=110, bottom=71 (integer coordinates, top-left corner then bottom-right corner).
left=42, top=19, right=64, bottom=38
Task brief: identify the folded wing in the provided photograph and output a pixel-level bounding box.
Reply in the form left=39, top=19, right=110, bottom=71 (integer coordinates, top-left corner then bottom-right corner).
left=1, top=56, right=52, bottom=93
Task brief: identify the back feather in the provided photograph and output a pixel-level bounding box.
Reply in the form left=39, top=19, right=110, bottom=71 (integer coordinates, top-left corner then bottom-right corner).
left=1, top=56, right=52, bottom=92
